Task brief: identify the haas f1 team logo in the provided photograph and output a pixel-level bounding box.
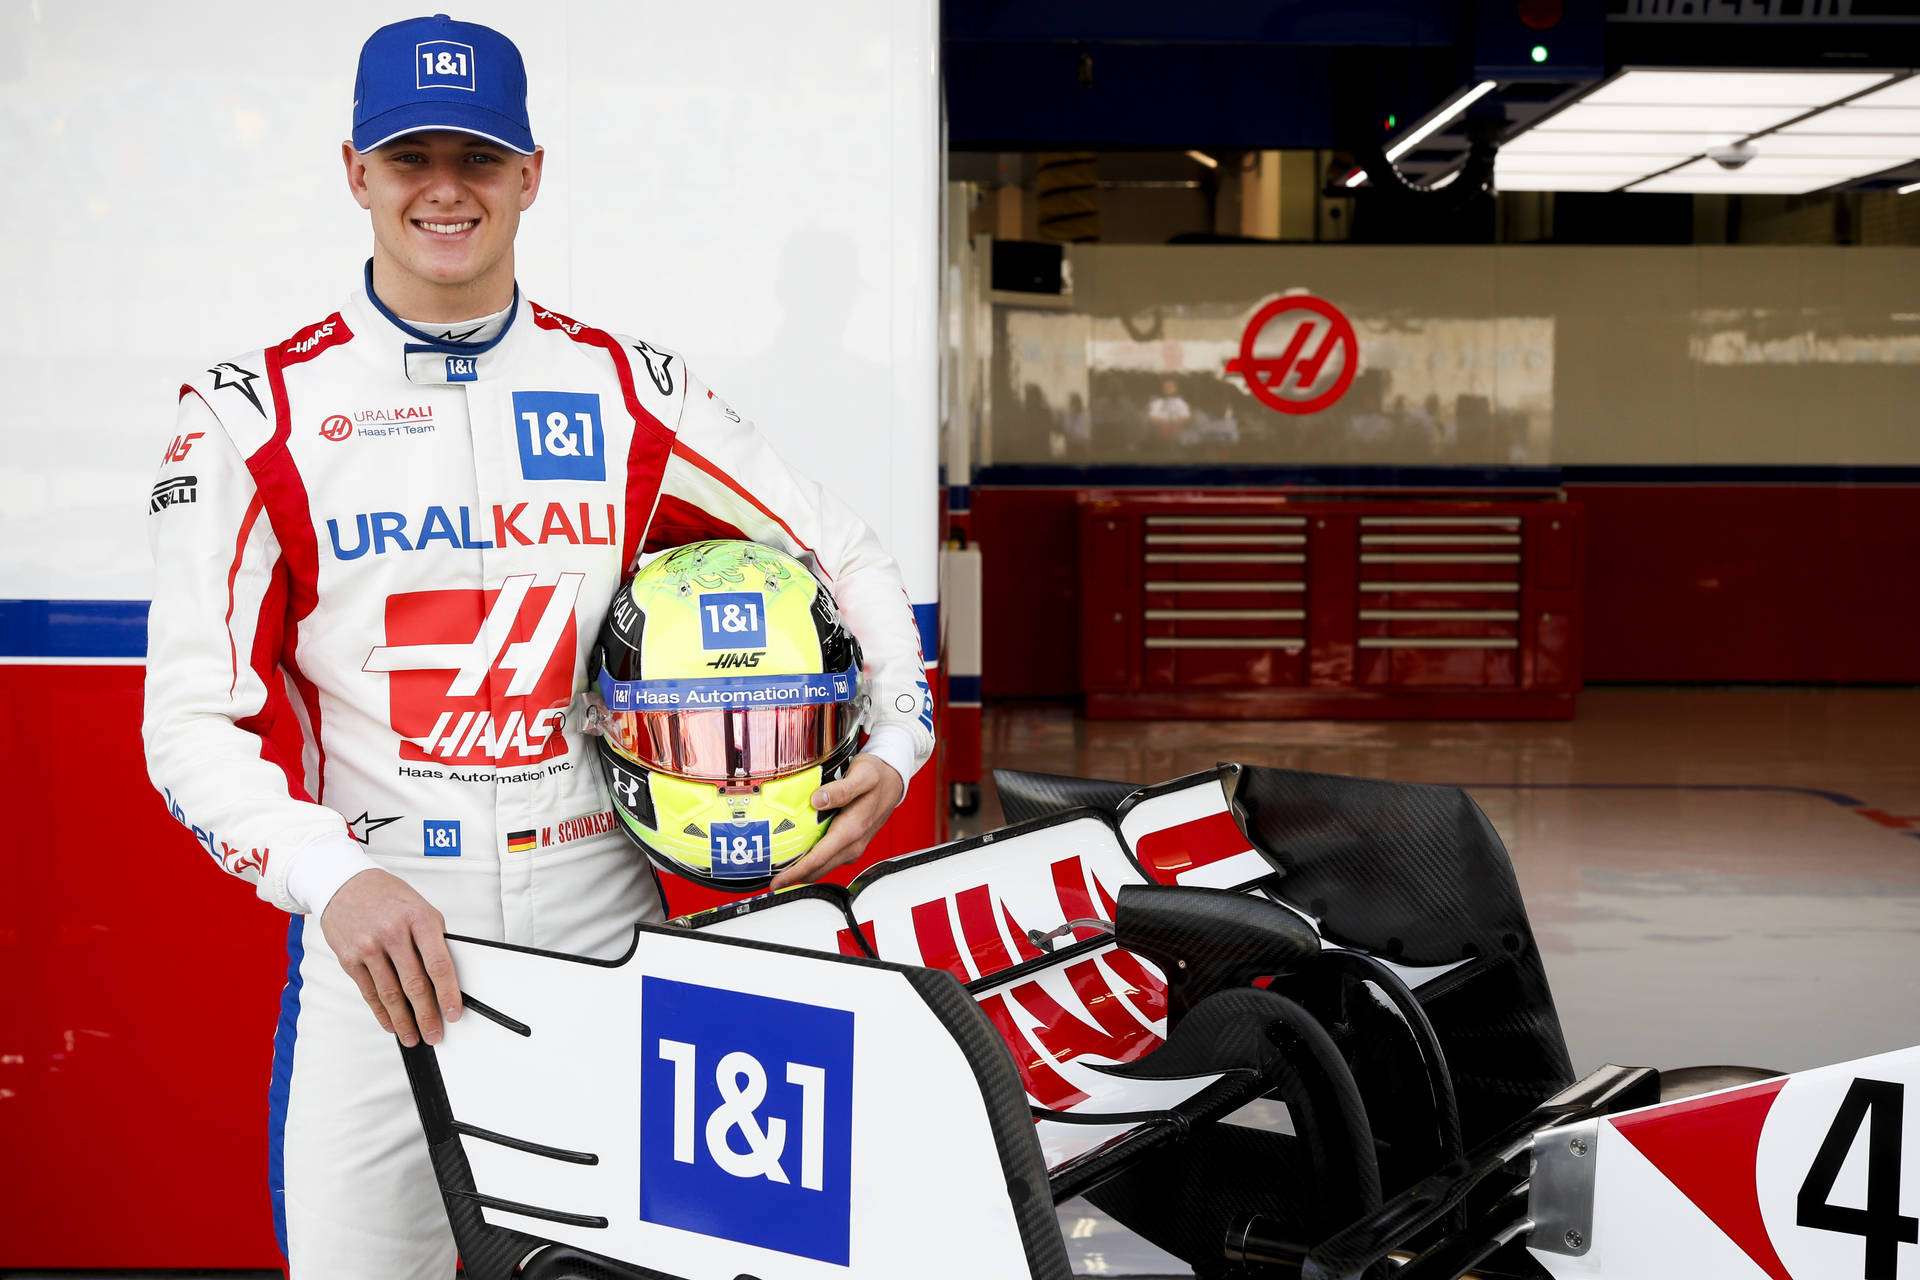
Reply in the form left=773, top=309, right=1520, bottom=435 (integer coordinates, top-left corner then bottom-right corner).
left=365, top=573, right=581, bottom=767
left=1225, top=294, right=1359, bottom=416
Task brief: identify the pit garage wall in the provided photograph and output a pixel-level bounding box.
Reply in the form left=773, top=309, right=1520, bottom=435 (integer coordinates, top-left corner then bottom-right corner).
left=966, top=244, right=1920, bottom=695
left=0, top=0, right=939, bottom=1268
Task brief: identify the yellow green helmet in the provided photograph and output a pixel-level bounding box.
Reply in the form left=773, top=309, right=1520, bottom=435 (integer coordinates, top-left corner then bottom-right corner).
left=588, top=540, right=865, bottom=890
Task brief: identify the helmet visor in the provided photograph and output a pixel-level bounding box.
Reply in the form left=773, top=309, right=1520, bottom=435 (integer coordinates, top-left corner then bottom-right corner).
left=602, top=701, right=862, bottom=782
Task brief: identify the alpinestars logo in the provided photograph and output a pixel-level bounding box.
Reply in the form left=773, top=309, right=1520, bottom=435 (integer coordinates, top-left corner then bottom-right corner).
left=364, top=573, right=583, bottom=766
left=632, top=340, right=675, bottom=396
left=208, top=362, right=265, bottom=417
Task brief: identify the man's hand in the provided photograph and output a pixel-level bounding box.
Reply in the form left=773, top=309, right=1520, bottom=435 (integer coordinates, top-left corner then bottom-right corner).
left=771, top=754, right=906, bottom=890
left=319, top=868, right=462, bottom=1046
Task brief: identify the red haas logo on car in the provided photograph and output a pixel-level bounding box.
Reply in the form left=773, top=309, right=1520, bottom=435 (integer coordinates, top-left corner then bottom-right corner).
left=365, top=573, right=582, bottom=767
left=843, top=854, right=1169, bottom=1111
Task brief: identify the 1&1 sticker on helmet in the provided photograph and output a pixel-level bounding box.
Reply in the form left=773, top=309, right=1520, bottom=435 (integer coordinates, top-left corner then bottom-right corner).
left=700, top=592, right=768, bottom=650
left=709, top=821, right=773, bottom=878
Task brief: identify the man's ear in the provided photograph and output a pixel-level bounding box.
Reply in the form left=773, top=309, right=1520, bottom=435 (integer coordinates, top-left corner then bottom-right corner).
left=519, top=146, right=546, bottom=213
left=342, top=141, right=372, bottom=211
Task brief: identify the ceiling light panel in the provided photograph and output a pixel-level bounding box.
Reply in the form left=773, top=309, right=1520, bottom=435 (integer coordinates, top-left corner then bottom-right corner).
left=1494, top=173, right=1648, bottom=192
left=1584, top=70, right=1891, bottom=107
left=1632, top=172, right=1846, bottom=194
left=1504, top=130, right=1743, bottom=156
left=1781, top=107, right=1920, bottom=136
left=1758, top=133, right=1920, bottom=158
left=1629, top=156, right=1893, bottom=193
left=1667, top=155, right=1892, bottom=176
left=1845, top=76, right=1920, bottom=109
left=1538, top=103, right=1815, bottom=134
left=1496, top=153, right=1678, bottom=173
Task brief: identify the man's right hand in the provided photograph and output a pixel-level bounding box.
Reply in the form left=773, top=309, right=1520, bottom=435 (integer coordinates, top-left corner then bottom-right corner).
left=319, top=868, right=463, bottom=1046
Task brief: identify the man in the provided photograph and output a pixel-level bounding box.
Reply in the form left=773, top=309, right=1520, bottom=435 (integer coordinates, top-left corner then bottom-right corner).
left=141, top=15, right=932, bottom=1277
left=1146, top=377, right=1192, bottom=443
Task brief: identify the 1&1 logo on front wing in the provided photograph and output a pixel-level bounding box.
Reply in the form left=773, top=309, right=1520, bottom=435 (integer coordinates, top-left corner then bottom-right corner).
left=513, top=390, right=604, bottom=481
left=640, top=978, right=854, bottom=1264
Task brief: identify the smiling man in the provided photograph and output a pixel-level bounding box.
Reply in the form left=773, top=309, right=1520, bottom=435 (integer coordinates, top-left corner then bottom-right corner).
left=141, top=14, right=931, bottom=1277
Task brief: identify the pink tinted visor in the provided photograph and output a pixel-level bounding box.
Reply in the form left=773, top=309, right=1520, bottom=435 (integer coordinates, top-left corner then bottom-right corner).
left=602, top=701, right=863, bottom=782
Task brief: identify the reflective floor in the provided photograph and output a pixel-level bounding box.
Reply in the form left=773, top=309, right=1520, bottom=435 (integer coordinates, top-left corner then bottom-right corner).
left=972, top=689, right=1920, bottom=1275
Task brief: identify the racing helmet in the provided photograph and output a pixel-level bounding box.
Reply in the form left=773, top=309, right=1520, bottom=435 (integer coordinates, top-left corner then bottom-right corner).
left=587, top=540, right=865, bottom=890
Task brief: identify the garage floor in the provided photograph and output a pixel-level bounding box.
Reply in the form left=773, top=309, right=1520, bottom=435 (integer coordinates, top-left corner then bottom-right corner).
left=970, top=688, right=1920, bottom=1276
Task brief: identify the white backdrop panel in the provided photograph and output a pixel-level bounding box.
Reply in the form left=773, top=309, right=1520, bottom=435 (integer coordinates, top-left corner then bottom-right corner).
left=0, top=0, right=937, bottom=608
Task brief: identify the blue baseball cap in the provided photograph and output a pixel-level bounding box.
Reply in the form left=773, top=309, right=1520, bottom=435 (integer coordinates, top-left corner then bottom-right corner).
left=352, top=14, right=535, bottom=155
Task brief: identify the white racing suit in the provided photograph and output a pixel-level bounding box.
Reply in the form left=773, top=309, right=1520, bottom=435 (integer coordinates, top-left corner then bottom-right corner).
left=142, top=277, right=933, bottom=1277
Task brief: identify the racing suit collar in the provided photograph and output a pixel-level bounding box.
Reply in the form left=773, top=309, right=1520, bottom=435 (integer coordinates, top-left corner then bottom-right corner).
left=358, top=258, right=522, bottom=386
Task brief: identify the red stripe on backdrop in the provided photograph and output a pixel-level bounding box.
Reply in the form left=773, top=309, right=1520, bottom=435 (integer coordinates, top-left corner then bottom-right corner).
left=0, top=664, right=287, bottom=1268
left=528, top=304, right=677, bottom=573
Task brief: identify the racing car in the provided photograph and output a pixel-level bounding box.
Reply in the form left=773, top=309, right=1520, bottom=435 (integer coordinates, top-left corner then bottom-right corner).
left=401, top=763, right=1918, bottom=1280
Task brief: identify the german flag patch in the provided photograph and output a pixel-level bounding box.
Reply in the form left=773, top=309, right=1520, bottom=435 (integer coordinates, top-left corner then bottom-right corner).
left=507, top=829, right=537, bottom=855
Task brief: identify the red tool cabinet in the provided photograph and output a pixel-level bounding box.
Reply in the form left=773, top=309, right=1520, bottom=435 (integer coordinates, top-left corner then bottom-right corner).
left=1077, top=492, right=1583, bottom=719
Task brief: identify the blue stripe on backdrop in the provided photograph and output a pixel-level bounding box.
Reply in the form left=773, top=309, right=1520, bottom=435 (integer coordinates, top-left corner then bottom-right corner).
left=913, top=602, right=938, bottom=660
left=0, top=599, right=148, bottom=658
left=970, top=463, right=1920, bottom=488
left=1, top=597, right=946, bottom=664
left=1559, top=465, right=1920, bottom=485
left=970, top=463, right=1565, bottom=488
left=949, top=674, right=982, bottom=704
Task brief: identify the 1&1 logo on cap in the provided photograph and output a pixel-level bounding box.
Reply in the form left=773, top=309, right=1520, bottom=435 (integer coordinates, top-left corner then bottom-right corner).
left=416, top=41, right=477, bottom=91
left=640, top=977, right=854, bottom=1263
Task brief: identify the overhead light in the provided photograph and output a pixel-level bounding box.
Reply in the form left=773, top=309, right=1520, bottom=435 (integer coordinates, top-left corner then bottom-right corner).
left=1538, top=103, right=1816, bottom=133
left=1496, top=152, right=1680, bottom=173
left=1630, top=156, right=1891, bottom=194
left=1762, top=132, right=1920, bottom=158
left=1846, top=76, right=1920, bottom=109
left=1385, top=80, right=1498, bottom=161
left=1583, top=69, right=1891, bottom=107
left=1490, top=66, right=1916, bottom=195
left=1494, top=173, right=1646, bottom=192
left=1342, top=167, right=1368, bottom=189
left=1779, top=106, right=1920, bottom=136
left=1898, top=180, right=1920, bottom=195
left=1185, top=149, right=1219, bottom=170
left=1506, top=130, right=1745, bottom=156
